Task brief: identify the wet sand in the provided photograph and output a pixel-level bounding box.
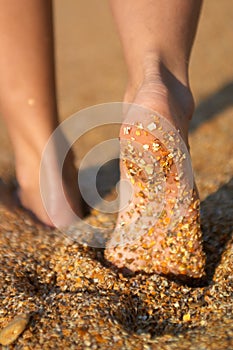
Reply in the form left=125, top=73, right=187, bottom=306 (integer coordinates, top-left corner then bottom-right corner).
left=0, top=0, right=233, bottom=349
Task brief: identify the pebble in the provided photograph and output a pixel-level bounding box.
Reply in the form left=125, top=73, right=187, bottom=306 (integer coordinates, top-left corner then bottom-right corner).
left=182, top=313, right=191, bottom=322
left=0, top=314, right=30, bottom=346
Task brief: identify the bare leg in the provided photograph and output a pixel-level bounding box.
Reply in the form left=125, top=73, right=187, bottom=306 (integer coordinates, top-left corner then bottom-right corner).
left=0, top=0, right=82, bottom=226
left=110, top=0, right=203, bottom=142
left=105, top=0, right=205, bottom=277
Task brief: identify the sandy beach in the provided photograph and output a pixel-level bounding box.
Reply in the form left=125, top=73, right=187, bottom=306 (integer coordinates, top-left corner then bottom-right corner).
left=0, top=0, right=232, bottom=349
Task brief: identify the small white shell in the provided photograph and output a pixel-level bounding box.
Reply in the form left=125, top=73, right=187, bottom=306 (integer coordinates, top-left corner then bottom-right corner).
left=147, top=122, right=157, bottom=131
left=145, top=164, right=154, bottom=175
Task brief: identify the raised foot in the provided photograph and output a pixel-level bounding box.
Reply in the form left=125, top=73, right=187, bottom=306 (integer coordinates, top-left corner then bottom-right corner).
left=105, top=75, right=205, bottom=278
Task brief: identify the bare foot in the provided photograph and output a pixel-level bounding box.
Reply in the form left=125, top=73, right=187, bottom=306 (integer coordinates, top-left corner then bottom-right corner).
left=105, top=63, right=205, bottom=278
left=16, top=133, right=83, bottom=227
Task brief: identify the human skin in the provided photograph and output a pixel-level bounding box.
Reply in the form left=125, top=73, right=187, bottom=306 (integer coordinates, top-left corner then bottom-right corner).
left=104, top=0, right=205, bottom=277
left=0, top=0, right=83, bottom=226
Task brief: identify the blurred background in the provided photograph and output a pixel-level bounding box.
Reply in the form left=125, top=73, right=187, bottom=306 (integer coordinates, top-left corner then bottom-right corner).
left=0, top=0, right=232, bottom=200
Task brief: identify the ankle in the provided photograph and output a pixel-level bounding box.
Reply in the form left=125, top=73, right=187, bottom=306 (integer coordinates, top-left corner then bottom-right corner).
left=15, top=155, right=40, bottom=191
left=125, top=53, right=195, bottom=121
left=128, top=52, right=190, bottom=89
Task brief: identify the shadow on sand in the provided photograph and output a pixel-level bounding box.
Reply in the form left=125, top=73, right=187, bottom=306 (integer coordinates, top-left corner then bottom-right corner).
left=190, top=81, right=233, bottom=132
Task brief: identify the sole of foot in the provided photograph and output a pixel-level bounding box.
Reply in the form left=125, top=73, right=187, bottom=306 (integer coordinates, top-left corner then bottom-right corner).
left=105, top=72, right=205, bottom=278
